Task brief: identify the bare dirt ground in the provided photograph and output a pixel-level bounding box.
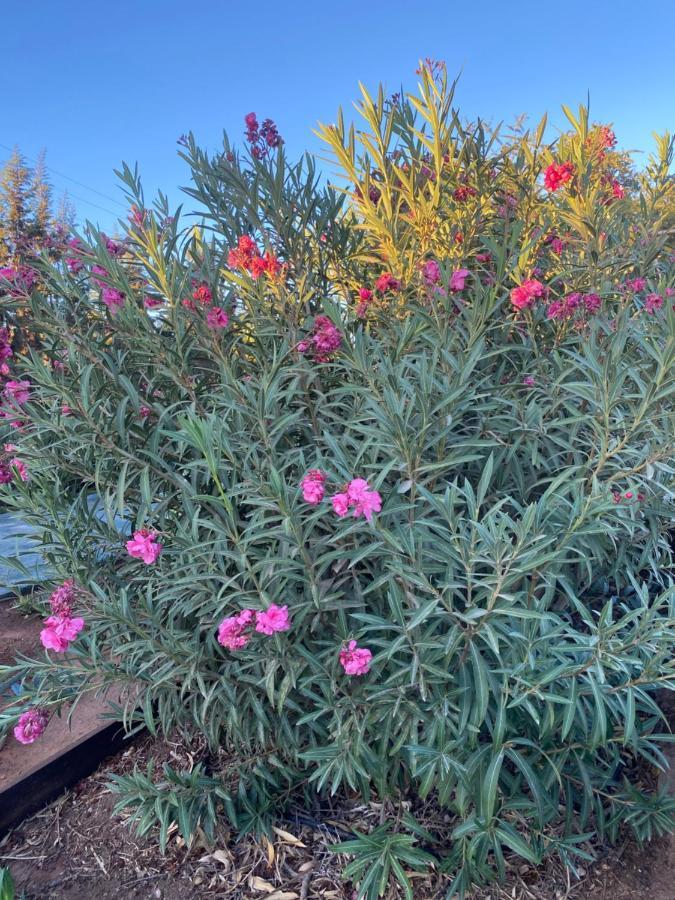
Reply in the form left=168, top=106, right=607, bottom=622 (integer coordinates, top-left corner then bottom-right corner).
left=1, top=728, right=673, bottom=900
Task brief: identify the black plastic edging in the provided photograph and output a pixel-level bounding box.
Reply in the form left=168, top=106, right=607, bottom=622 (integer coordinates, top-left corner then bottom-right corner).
left=0, top=720, right=138, bottom=837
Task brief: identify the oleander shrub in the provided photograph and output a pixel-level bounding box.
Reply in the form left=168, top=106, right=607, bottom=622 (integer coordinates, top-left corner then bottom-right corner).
left=1, top=63, right=674, bottom=896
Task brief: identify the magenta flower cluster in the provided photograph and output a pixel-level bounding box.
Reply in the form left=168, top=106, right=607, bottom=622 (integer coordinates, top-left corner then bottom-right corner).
left=126, top=528, right=163, bottom=564
left=339, top=640, right=372, bottom=675
left=301, top=469, right=326, bottom=504
left=421, top=260, right=470, bottom=293
left=546, top=292, right=602, bottom=320
left=332, top=478, right=382, bottom=523
left=14, top=708, right=49, bottom=745
left=297, top=315, right=343, bottom=362
left=244, top=112, right=283, bottom=159
left=301, top=470, right=382, bottom=524
left=217, top=604, right=291, bottom=650
left=0, top=265, right=37, bottom=297
left=0, top=326, right=12, bottom=377
left=40, top=579, right=85, bottom=653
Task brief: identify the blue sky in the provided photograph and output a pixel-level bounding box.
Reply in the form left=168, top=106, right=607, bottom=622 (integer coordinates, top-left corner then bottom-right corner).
left=4, top=0, right=674, bottom=231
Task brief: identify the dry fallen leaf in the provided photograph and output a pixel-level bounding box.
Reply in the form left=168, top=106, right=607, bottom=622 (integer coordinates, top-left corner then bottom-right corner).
left=266, top=893, right=299, bottom=900
left=250, top=875, right=276, bottom=893
left=263, top=834, right=275, bottom=865
left=272, top=826, right=306, bottom=847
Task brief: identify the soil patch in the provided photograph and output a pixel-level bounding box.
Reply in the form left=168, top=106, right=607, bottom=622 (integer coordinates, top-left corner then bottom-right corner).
left=0, top=603, right=41, bottom=668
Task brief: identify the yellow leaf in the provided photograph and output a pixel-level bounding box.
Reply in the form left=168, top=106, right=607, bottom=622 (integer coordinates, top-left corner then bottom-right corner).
left=263, top=834, right=275, bottom=865
left=271, top=826, right=306, bottom=847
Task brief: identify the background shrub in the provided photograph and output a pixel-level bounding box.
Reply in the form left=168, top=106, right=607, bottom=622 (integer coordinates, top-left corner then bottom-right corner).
left=1, top=63, right=674, bottom=895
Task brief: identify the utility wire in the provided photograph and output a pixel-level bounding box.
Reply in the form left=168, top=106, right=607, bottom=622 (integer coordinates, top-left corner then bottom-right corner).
left=55, top=191, right=122, bottom=219
left=0, top=141, right=128, bottom=211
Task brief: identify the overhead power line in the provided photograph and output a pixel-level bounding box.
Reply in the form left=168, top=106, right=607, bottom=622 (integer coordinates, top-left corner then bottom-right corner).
left=0, top=141, right=128, bottom=211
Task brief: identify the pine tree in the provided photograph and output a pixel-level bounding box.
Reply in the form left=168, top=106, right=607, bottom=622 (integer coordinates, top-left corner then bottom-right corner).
left=54, top=190, right=76, bottom=234
left=31, top=149, right=52, bottom=241
left=0, top=146, right=32, bottom=265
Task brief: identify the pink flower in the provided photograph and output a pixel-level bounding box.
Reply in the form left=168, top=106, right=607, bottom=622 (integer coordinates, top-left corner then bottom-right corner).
left=0, top=265, right=37, bottom=295
left=14, top=708, right=49, bottom=745
left=244, top=113, right=283, bottom=156
left=10, top=458, right=28, bottom=481
left=102, top=287, right=125, bottom=312
left=4, top=380, right=31, bottom=405
left=40, top=615, right=85, bottom=652
left=339, top=640, right=372, bottom=676
left=623, top=277, right=647, bottom=293
left=255, top=604, right=291, bottom=635
left=312, top=316, right=342, bottom=360
left=90, top=264, right=109, bottom=288
left=332, top=492, right=350, bottom=517
left=510, top=280, right=546, bottom=311
left=546, top=300, right=565, bottom=320
left=546, top=293, right=583, bottom=321
left=217, top=609, right=254, bottom=650
left=139, top=406, right=152, bottom=419
left=544, top=161, right=575, bottom=191
left=449, top=268, right=470, bottom=292
left=645, top=293, right=663, bottom=314
left=584, top=293, right=601, bottom=313
left=49, top=580, right=76, bottom=616
left=206, top=306, right=229, bottom=329
left=301, top=469, right=326, bottom=505
left=522, top=375, right=535, bottom=387
left=331, top=478, right=383, bottom=522
left=61, top=404, right=72, bottom=416
left=105, top=235, right=123, bottom=256
left=144, top=295, right=164, bottom=308
left=422, top=260, right=441, bottom=284
left=550, top=237, right=564, bottom=255
left=346, top=478, right=382, bottom=522
left=356, top=287, right=373, bottom=318
left=129, top=206, right=146, bottom=228
left=297, top=317, right=342, bottom=361
left=126, top=529, right=163, bottom=564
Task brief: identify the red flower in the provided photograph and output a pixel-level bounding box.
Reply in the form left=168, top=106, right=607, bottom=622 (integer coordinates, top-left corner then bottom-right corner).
left=544, top=161, right=575, bottom=192
left=228, top=236, right=281, bottom=280
left=375, top=273, right=401, bottom=294
left=453, top=185, right=477, bottom=203
left=192, top=282, right=212, bottom=305
left=510, top=279, right=546, bottom=311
